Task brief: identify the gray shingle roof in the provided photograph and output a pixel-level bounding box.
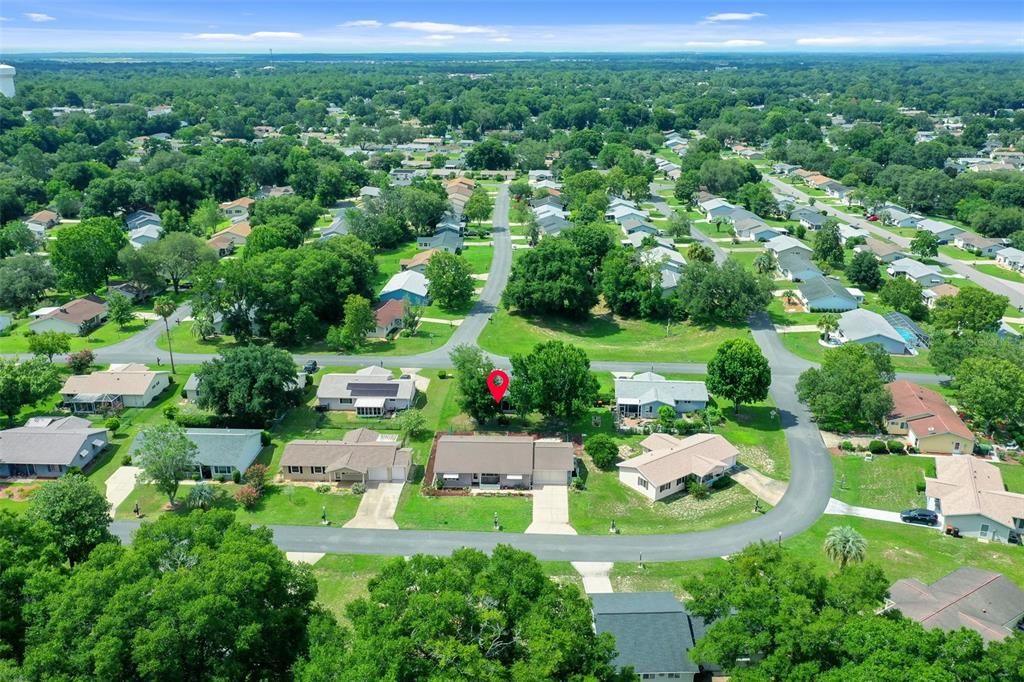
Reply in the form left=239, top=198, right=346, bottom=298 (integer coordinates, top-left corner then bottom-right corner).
left=130, top=428, right=263, bottom=471
left=591, top=592, right=702, bottom=675
left=0, top=416, right=107, bottom=466
left=838, top=308, right=905, bottom=344
left=798, top=276, right=857, bottom=305
left=615, top=373, right=708, bottom=405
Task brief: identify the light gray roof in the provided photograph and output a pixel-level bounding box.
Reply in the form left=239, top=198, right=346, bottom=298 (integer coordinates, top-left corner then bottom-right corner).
left=798, top=276, right=857, bottom=305
left=281, top=438, right=411, bottom=474
left=317, top=372, right=417, bottom=402
left=889, top=257, right=942, bottom=280
left=888, top=568, right=1024, bottom=643
left=997, top=247, right=1024, bottom=264
left=421, top=229, right=463, bottom=251
left=766, top=235, right=811, bottom=255
left=380, top=271, right=429, bottom=298
left=0, top=416, right=107, bottom=466
left=591, top=592, right=701, bottom=675
left=130, top=427, right=263, bottom=471
left=838, top=308, right=905, bottom=344
left=433, top=435, right=574, bottom=475
left=916, top=219, right=964, bottom=237
left=615, top=373, right=708, bottom=406
left=777, top=252, right=821, bottom=277
left=184, top=374, right=201, bottom=391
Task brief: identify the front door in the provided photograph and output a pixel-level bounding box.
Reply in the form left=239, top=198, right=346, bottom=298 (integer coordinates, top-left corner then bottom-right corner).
left=200, top=465, right=212, bottom=480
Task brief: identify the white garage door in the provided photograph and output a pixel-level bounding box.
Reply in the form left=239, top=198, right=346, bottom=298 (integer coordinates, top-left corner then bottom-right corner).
left=533, top=470, right=568, bottom=485
left=391, top=466, right=407, bottom=482
left=367, top=467, right=388, bottom=481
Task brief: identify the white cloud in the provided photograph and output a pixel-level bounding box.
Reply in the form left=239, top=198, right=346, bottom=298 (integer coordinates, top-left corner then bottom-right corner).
left=389, top=21, right=495, bottom=34
left=340, top=20, right=381, bottom=28
left=424, top=34, right=456, bottom=41
left=491, top=37, right=513, bottom=43
left=191, top=31, right=303, bottom=41
left=0, top=16, right=9, bottom=21
left=25, top=12, right=55, bottom=22
left=705, top=12, right=764, bottom=22
left=685, top=39, right=766, bottom=47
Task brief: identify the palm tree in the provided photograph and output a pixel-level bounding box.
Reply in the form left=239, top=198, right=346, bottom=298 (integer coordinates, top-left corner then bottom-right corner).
left=823, top=526, right=867, bottom=569
left=753, top=252, right=777, bottom=275
left=153, top=296, right=178, bottom=373
left=817, top=313, right=840, bottom=339
left=782, top=289, right=797, bottom=305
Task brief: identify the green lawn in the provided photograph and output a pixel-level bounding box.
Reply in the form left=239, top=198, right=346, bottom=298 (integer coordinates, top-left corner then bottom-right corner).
left=460, top=244, right=494, bottom=274
left=478, top=307, right=750, bottom=363
left=831, top=455, right=936, bottom=512
left=938, top=245, right=988, bottom=262
left=767, top=298, right=822, bottom=327
left=716, top=400, right=791, bottom=480
left=726, top=250, right=761, bottom=272
left=393, top=485, right=533, bottom=532
left=975, top=263, right=1024, bottom=284
left=311, top=554, right=395, bottom=625
left=570, top=448, right=763, bottom=535
left=997, top=463, right=1024, bottom=494
left=0, top=318, right=150, bottom=354
left=115, top=482, right=362, bottom=526
left=779, top=332, right=935, bottom=371
left=611, top=558, right=728, bottom=598
left=372, top=243, right=420, bottom=288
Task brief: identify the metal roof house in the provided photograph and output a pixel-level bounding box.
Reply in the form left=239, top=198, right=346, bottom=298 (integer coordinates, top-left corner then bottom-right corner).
left=834, top=309, right=909, bottom=355
left=379, top=271, right=430, bottom=306
left=591, top=592, right=714, bottom=681
left=613, top=372, right=708, bottom=420
left=797, top=276, right=859, bottom=312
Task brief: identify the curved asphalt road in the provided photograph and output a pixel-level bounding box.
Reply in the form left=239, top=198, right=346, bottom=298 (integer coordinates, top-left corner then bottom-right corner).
left=90, top=182, right=935, bottom=560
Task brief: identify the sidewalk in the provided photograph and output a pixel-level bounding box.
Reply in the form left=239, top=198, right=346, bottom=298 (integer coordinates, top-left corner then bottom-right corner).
left=572, top=562, right=613, bottom=593
left=824, top=498, right=905, bottom=524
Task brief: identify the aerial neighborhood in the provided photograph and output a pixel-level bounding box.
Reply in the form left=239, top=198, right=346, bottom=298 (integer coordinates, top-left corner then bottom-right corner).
left=0, top=21, right=1022, bottom=681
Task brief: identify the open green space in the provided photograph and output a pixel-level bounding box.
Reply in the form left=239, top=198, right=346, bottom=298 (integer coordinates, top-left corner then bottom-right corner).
left=938, top=245, right=989, bottom=262
left=831, top=454, right=935, bottom=512
left=767, top=298, right=822, bottom=327
left=779, top=332, right=935, bottom=371
left=975, top=263, right=1024, bottom=284
left=372, top=243, right=420, bottom=288
left=460, top=244, right=494, bottom=273
left=716, top=399, right=791, bottom=480
left=997, top=463, right=1024, bottom=494
left=0, top=318, right=150, bottom=354
left=394, top=485, right=533, bottom=532
left=311, top=554, right=394, bottom=625
left=478, top=307, right=749, bottom=363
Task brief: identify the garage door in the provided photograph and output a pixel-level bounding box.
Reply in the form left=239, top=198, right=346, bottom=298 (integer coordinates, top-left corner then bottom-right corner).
left=391, top=466, right=407, bottom=482
left=533, top=469, right=568, bottom=485
left=367, top=467, right=388, bottom=481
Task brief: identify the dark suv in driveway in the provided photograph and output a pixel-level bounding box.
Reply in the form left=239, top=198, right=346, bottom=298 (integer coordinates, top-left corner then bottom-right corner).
left=900, top=508, right=939, bottom=526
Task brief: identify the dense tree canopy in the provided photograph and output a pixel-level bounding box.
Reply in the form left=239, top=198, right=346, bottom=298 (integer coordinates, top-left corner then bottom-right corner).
left=797, top=343, right=895, bottom=431
left=196, top=345, right=303, bottom=426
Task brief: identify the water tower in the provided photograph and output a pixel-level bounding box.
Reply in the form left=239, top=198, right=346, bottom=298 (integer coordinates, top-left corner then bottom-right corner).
left=0, top=64, right=15, bottom=98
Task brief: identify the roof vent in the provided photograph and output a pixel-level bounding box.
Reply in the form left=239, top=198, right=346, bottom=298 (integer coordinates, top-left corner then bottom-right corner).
left=928, top=426, right=935, bottom=432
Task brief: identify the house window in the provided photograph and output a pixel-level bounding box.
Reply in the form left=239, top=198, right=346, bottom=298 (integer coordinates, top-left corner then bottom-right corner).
left=311, top=466, right=326, bottom=474
left=1014, top=518, right=1023, bottom=530
left=213, top=466, right=233, bottom=475
left=658, top=483, right=672, bottom=493
left=637, top=477, right=648, bottom=490
left=980, top=523, right=990, bottom=538
left=675, top=477, right=686, bottom=486
left=287, top=466, right=304, bottom=475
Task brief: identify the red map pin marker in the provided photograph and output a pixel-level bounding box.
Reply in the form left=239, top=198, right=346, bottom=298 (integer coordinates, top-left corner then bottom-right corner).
left=486, top=369, right=510, bottom=403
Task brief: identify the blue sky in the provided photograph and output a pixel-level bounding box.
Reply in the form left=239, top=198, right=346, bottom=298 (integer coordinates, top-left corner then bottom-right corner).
left=1, top=1, right=1022, bottom=53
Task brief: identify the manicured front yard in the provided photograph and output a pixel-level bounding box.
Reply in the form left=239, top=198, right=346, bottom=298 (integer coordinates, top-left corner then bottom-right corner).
left=767, top=298, right=822, bottom=327
left=460, top=244, right=494, bottom=274
left=312, top=554, right=395, bottom=625
left=997, top=463, right=1024, bottom=494
left=779, top=332, right=935, bottom=372
left=975, top=263, right=1024, bottom=284
left=115, top=482, right=362, bottom=526
left=717, top=400, right=790, bottom=480
left=478, top=307, right=750, bottom=362
left=938, top=245, right=988, bottom=262
left=831, top=454, right=936, bottom=512
left=393, top=485, right=533, bottom=532
left=0, top=318, right=149, bottom=354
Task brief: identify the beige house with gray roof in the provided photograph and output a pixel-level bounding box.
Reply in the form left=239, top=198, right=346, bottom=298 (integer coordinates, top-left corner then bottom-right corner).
left=280, top=428, right=410, bottom=483
left=61, top=364, right=169, bottom=414
left=925, top=457, right=1024, bottom=543
left=617, top=433, right=738, bottom=501
left=432, top=435, right=575, bottom=489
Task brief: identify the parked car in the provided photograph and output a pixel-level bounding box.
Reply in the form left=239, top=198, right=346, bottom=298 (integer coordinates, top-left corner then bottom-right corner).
left=866, top=215, right=879, bottom=221
left=900, top=508, right=939, bottom=526
left=302, top=360, right=319, bottom=374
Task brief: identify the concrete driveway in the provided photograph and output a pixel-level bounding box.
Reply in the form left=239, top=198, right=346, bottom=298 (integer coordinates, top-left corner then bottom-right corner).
left=344, top=482, right=403, bottom=529
left=525, top=484, right=576, bottom=535
left=104, top=466, right=141, bottom=517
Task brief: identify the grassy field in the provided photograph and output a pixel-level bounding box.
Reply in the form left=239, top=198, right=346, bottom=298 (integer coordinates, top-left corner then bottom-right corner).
left=716, top=399, right=791, bottom=480
left=938, top=245, right=988, bottom=262
left=831, top=455, right=936, bottom=511
left=779, top=332, right=935, bottom=371
left=975, top=263, right=1024, bottom=284
left=766, top=298, right=822, bottom=327
left=997, top=463, right=1024, bottom=493
left=460, top=244, right=494, bottom=274
left=393, top=485, right=533, bottom=532
left=478, top=307, right=750, bottom=362
left=0, top=318, right=150, bottom=354
left=311, top=554, right=395, bottom=625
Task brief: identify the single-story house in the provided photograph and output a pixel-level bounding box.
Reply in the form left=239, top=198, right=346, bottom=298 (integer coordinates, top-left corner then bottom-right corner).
left=925, top=457, right=1024, bottom=543
left=995, top=247, right=1024, bottom=272
left=281, top=429, right=411, bottom=483
left=921, top=283, right=960, bottom=309
left=613, top=372, right=708, bottom=420
left=833, top=309, right=909, bottom=355
left=887, top=568, right=1024, bottom=643
left=882, top=207, right=923, bottom=228
left=619, top=217, right=660, bottom=237
left=26, top=209, right=60, bottom=230
left=61, top=363, right=170, bottom=413
left=885, top=380, right=974, bottom=455
left=128, top=224, right=162, bottom=250
left=617, top=432, right=738, bottom=502
left=29, top=295, right=107, bottom=335
left=837, top=223, right=869, bottom=245
left=823, top=181, right=852, bottom=201
left=639, top=246, right=686, bottom=272
left=776, top=252, right=822, bottom=282
left=698, top=197, right=733, bottom=221
left=798, top=276, right=860, bottom=312
left=591, top=592, right=713, bottom=681
left=416, top=226, right=463, bottom=254
left=130, top=427, right=262, bottom=480
left=359, top=186, right=382, bottom=200
left=765, top=235, right=812, bottom=260
left=379, top=270, right=430, bottom=307
left=530, top=195, right=564, bottom=210
left=400, top=248, right=438, bottom=274
left=371, top=299, right=405, bottom=338
left=773, top=163, right=800, bottom=175
left=125, top=210, right=162, bottom=232
left=733, top=217, right=782, bottom=242
left=916, top=219, right=965, bottom=243
left=953, top=233, right=1003, bottom=257
left=0, top=416, right=108, bottom=478
left=218, top=197, right=255, bottom=220
left=316, top=367, right=417, bottom=416
left=432, top=435, right=575, bottom=489
left=888, top=257, right=945, bottom=286
left=319, top=214, right=349, bottom=241
left=855, top=238, right=908, bottom=264
left=627, top=232, right=673, bottom=250
left=536, top=213, right=572, bottom=236
left=183, top=373, right=202, bottom=403
left=207, top=223, right=251, bottom=257
left=607, top=206, right=650, bottom=225
left=790, top=206, right=826, bottom=228
left=528, top=169, right=554, bottom=184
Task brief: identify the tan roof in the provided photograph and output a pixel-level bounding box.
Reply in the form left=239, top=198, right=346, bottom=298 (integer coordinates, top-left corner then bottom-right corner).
left=219, top=197, right=255, bottom=210
left=343, top=428, right=384, bottom=444
left=62, top=367, right=166, bottom=397
left=861, top=238, right=904, bottom=257
left=446, top=177, right=476, bottom=189
left=434, top=435, right=535, bottom=475
left=280, top=440, right=410, bottom=473
left=29, top=209, right=59, bottom=223
left=206, top=234, right=234, bottom=251
left=887, top=380, right=974, bottom=442
left=925, top=457, right=1024, bottom=529
left=399, top=248, right=438, bottom=270
left=213, top=222, right=251, bottom=239
left=926, top=284, right=960, bottom=299
left=34, top=297, right=107, bottom=326
left=618, top=433, right=739, bottom=487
